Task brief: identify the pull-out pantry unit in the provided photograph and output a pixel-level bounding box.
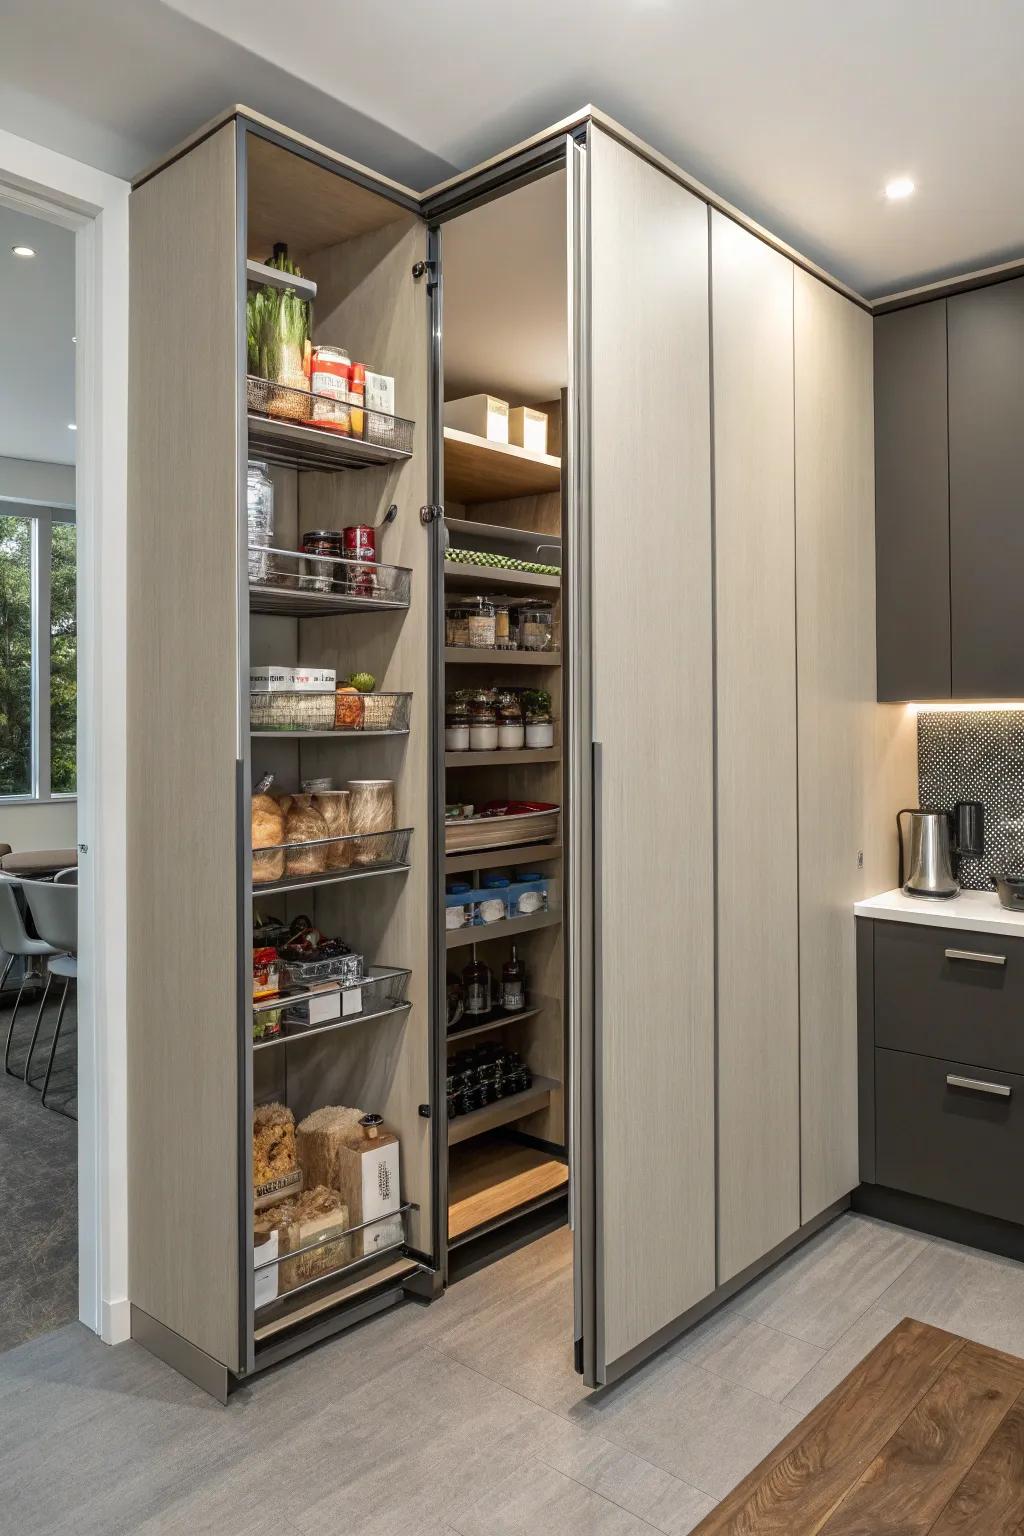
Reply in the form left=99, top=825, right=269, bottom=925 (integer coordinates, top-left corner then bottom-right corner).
left=126, top=107, right=913, bottom=1400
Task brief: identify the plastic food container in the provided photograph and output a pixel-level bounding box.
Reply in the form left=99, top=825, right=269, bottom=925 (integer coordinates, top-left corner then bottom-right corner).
left=517, top=600, right=556, bottom=652
left=279, top=949, right=363, bottom=986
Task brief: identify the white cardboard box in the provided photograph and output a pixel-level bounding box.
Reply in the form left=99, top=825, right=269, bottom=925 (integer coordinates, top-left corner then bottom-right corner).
left=508, top=406, right=548, bottom=454
left=292, top=666, right=336, bottom=692
left=250, top=666, right=294, bottom=692
left=444, top=393, right=509, bottom=444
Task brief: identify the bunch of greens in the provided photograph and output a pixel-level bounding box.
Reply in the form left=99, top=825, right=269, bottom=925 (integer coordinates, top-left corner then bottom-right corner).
left=246, top=244, right=312, bottom=381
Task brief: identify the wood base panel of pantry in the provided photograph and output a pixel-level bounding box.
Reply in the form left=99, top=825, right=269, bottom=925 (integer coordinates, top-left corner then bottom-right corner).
left=448, top=1136, right=569, bottom=1241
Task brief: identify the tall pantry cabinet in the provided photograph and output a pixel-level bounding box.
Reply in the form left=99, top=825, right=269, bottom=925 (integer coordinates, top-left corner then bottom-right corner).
left=124, top=107, right=906, bottom=1400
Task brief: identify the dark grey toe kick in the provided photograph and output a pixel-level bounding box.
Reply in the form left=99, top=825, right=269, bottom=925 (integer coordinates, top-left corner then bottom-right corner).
left=854, top=1184, right=1024, bottom=1266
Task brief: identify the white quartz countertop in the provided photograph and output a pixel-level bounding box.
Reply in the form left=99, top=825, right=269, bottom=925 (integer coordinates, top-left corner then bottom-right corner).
left=855, top=887, right=1024, bottom=939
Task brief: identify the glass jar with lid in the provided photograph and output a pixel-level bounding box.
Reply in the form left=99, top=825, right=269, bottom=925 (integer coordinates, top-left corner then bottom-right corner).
left=522, top=687, right=554, bottom=748
left=445, top=690, right=471, bottom=751
left=445, top=600, right=473, bottom=648
left=465, top=596, right=497, bottom=648
left=469, top=687, right=498, bottom=751
left=301, top=529, right=343, bottom=592
left=491, top=596, right=514, bottom=650
left=246, top=460, right=274, bottom=583
left=495, top=688, right=525, bottom=750
left=517, top=599, right=556, bottom=652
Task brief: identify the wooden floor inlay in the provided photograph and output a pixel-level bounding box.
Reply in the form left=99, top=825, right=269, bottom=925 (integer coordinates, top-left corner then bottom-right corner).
left=694, top=1318, right=1024, bottom=1535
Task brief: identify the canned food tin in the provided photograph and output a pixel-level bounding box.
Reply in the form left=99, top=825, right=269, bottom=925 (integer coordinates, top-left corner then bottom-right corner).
left=344, top=524, right=376, bottom=596
left=310, top=345, right=352, bottom=435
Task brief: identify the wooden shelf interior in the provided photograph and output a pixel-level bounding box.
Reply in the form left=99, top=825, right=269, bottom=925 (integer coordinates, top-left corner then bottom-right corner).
left=443, top=427, right=561, bottom=504
left=447, top=1074, right=560, bottom=1145
left=445, top=647, right=560, bottom=668
left=448, top=1136, right=568, bottom=1241
left=445, top=842, right=562, bottom=875
left=444, top=561, right=559, bottom=594
left=445, top=747, right=560, bottom=767
left=246, top=132, right=411, bottom=263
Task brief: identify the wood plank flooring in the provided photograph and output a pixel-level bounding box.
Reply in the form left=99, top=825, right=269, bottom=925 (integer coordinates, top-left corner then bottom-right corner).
left=693, top=1318, right=1024, bottom=1535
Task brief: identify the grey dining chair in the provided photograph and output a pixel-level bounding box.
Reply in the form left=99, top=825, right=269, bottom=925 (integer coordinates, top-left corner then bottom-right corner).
left=0, top=877, right=61, bottom=1079
left=22, top=878, right=77, bottom=1118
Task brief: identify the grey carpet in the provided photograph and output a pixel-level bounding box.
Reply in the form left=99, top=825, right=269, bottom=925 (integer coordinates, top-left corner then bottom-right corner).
left=0, top=980, right=77, bottom=1352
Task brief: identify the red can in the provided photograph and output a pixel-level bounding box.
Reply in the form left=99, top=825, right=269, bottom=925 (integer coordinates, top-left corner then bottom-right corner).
left=344, top=524, right=376, bottom=596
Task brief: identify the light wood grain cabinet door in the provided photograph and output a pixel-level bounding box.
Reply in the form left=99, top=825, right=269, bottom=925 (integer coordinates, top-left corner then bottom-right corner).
left=711, top=213, right=800, bottom=1283
left=794, top=269, right=875, bottom=1224
left=584, top=128, right=716, bottom=1381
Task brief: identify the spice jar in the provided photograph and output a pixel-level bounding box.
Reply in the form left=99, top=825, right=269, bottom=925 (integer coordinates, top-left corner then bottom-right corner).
left=492, top=597, right=513, bottom=650
left=496, top=689, right=525, bottom=750
left=445, top=600, right=474, bottom=648
left=465, top=596, right=497, bottom=649
left=468, top=689, right=498, bottom=752
left=445, top=691, right=471, bottom=751
left=246, top=461, right=275, bottom=584
left=517, top=599, right=556, bottom=652
left=301, top=530, right=343, bottom=592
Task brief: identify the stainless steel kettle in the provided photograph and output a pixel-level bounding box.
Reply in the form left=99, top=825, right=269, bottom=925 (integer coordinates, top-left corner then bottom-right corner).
left=896, top=808, right=959, bottom=899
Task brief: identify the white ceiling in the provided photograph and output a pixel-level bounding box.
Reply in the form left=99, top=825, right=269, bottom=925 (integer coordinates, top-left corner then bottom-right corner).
left=0, top=206, right=76, bottom=466
left=3, top=1, right=1024, bottom=296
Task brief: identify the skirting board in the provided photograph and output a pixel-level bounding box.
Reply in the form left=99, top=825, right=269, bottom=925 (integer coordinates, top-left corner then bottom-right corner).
left=102, top=1295, right=132, bottom=1345
left=131, top=1305, right=230, bottom=1404
left=600, top=1195, right=852, bottom=1387
left=855, top=1183, right=1024, bottom=1265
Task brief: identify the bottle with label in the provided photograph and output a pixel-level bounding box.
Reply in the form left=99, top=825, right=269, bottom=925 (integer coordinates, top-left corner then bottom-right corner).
left=462, top=954, right=493, bottom=1017
left=500, top=945, right=526, bottom=1013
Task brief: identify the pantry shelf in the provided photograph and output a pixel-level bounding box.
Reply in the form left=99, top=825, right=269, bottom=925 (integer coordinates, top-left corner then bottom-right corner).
left=250, top=548, right=411, bottom=615
left=248, top=406, right=413, bottom=474
left=447, top=1003, right=544, bottom=1045
left=249, top=585, right=410, bottom=618
left=252, top=729, right=409, bottom=739
left=253, top=860, right=411, bottom=897
left=444, top=648, right=561, bottom=668
left=448, top=1076, right=560, bottom=1146
left=254, top=1257, right=426, bottom=1350
left=447, top=1138, right=569, bottom=1244
left=246, top=258, right=318, bottom=301
left=445, top=909, right=561, bottom=950
left=445, top=748, right=559, bottom=767
left=444, top=842, right=562, bottom=876
left=443, top=427, right=560, bottom=503
left=443, top=562, right=560, bottom=594
left=445, top=516, right=561, bottom=554
left=254, top=1001, right=411, bottom=1053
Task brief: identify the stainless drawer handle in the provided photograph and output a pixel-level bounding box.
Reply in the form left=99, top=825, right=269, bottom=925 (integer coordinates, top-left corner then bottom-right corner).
left=946, top=1073, right=1012, bottom=1099
left=945, top=948, right=1007, bottom=967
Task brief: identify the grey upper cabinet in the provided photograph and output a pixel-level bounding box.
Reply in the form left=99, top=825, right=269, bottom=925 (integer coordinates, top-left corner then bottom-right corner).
left=948, top=277, right=1024, bottom=698
left=874, top=302, right=951, bottom=701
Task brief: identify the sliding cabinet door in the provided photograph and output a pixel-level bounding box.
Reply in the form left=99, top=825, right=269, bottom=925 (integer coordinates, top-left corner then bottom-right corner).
left=794, top=269, right=875, bottom=1223
left=578, top=126, right=715, bottom=1384
left=712, top=213, right=800, bottom=1283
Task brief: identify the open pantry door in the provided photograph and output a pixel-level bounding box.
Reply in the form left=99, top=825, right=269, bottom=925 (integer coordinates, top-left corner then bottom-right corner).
left=571, top=124, right=717, bottom=1386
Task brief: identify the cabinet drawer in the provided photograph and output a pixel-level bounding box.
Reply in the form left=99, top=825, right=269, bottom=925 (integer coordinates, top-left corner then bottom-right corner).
left=875, top=1047, right=1024, bottom=1226
left=874, top=920, right=1024, bottom=1073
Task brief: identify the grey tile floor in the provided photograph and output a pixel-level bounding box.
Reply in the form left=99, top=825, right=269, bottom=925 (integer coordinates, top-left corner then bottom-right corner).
left=4, top=1210, right=1024, bottom=1534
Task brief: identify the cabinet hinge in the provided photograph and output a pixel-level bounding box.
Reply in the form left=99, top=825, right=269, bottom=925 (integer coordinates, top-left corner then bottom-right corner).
left=412, top=259, right=438, bottom=289
left=420, top=505, right=444, bottom=526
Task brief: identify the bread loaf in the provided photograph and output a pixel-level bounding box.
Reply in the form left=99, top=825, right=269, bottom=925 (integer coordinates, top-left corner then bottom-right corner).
left=311, top=790, right=352, bottom=869
left=267, top=1185, right=352, bottom=1291
left=253, top=1102, right=295, bottom=1186
left=295, top=1105, right=363, bottom=1189
left=252, top=794, right=285, bottom=884
left=284, top=803, right=329, bottom=875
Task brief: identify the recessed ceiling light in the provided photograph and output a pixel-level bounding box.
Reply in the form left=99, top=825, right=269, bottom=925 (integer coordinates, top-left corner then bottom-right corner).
left=67, top=423, right=77, bottom=431
left=11, top=244, right=35, bottom=258
left=885, top=176, right=916, bottom=201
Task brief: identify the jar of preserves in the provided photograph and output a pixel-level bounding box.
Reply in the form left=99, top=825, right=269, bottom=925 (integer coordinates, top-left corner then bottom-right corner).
left=310, top=345, right=351, bottom=434
left=445, top=600, right=474, bottom=648
left=517, top=599, right=556, bottom=652
left=468, top=688, right=498, bottom=752
left=522, top=687, right=554, bottom=748
left=465, top=596, right=497, bottom=649
left=301, top=529, right=342, bottom=592
left=495, top=689, right=525, bottom=750
left=445, top=691, right=471, bottom=751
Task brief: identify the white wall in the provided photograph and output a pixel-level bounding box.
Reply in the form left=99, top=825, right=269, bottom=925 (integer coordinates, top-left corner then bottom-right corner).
left=0, top=454, right=75, bottom=508
left=0, top=799, right=76, bottom=852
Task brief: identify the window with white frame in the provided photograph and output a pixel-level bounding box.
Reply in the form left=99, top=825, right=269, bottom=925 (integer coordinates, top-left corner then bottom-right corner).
left=0, top=505, right=76, bottom=800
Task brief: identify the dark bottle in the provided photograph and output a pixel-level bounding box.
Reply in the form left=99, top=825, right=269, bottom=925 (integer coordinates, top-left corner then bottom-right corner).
left=462, top=955, right=492, bottom=1017
left=500, top=945, right=526, bottom=1013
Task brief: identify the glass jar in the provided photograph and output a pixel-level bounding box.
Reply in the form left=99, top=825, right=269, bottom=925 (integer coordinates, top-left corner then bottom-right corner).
left=246, top=461, right=274, bottom=584
left=517, top=599, right=556, bottom=652
left=469, top=688, right=498, bottom=752
left=445, top=600, right=473, bottom=648
left=464, top=596, right=496, bottom=648
left=522, top=688, right=554, bottom=748
left=495, top=689, right=525, bottom=750
left=492, top=597, right=513, bottom=650
left=445, top=691, right=471, bottom=751
left=301, top=529, right=342, bottom=592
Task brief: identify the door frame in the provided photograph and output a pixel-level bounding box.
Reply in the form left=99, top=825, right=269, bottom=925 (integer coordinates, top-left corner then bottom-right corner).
left=0, top=127, right=130, bottom=1344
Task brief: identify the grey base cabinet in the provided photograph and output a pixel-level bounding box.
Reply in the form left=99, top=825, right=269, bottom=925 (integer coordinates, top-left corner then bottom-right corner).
left=859, top=917, right=1024, bottom=1232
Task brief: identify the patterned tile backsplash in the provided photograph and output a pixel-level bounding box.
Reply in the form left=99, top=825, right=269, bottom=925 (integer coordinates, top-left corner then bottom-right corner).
left=918, top=709, right=1024, bottom=889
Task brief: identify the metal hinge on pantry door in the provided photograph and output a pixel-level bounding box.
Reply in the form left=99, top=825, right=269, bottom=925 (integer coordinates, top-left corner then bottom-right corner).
left=411, top=259, right=438, bottom=290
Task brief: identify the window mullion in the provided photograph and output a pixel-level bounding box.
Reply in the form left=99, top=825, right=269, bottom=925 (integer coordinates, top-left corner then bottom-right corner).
left=35, top=511, right=52, bottom=800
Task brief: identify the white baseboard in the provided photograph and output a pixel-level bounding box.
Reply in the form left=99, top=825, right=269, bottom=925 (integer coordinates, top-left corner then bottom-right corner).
left=101, top=1296, right=132, bottom=1346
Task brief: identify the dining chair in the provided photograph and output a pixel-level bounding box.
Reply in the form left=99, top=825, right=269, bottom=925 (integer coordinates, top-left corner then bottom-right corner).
left=0, top=877, right=61, bottom=1079
left=22, top=879, right=77, bottom=1118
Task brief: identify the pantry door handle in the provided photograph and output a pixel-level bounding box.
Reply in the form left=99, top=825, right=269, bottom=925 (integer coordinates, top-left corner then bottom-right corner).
left=946, top=1073, right=1012, bottom=1099
left=944, top=948, right=1007, bottom=967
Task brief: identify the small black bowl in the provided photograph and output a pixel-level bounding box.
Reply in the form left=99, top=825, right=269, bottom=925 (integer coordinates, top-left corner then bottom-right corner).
left=992, top=874, right=1024, bottom=912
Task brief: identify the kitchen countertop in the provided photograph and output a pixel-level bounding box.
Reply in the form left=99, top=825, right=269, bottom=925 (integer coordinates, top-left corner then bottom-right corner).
left=855, top=887, right=1024, bottom=939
